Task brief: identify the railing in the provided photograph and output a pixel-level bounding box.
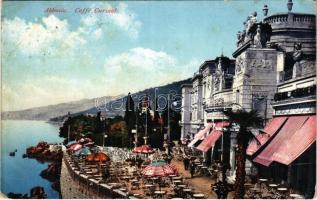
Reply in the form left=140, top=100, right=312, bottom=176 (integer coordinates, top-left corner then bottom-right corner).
left=265, top=14, right=288, bottom=23
left=279, top=65, right=315, bottom=83
left=264, top=13, right=315, bottom=24
left=62, top=151, right=130, bottom=199
left=279, top=70, right=293, bottom=82
left=293, top=14, right=315, bottom=23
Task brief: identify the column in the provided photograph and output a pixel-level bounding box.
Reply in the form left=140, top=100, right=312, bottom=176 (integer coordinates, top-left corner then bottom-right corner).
left=229, top=132, right=237, bottom=176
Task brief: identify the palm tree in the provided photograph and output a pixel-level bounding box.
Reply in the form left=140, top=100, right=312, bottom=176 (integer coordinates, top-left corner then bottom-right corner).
left=223, top=109, right=263, bottom=199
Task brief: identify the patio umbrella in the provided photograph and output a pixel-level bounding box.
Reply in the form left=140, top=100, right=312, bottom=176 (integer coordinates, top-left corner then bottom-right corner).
left=83, top=141, right=95, bottom=147
left=132, top=145, right=154, bottom=154
left=142, top=160, right=178, bottom=177
left=86, top=152, right=110, bottom=162
left=78, top=137, right=93, bottom=144
left=68, top=143, right=83, bottom=151
left=66, top=140, right=77, bottom=147
left=73, top=147, right=92, bottom=156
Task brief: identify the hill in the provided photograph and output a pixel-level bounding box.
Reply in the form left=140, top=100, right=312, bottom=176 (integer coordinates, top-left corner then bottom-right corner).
left=50, top=78, right=191, bottom=122
left=1, top=95, right=123, bottom=120
left=2, top=78, right=191, bottom=121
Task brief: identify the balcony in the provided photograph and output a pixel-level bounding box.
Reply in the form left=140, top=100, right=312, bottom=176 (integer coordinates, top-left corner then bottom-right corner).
left=264, top=13, right=315, bottom=29
left=278, top=61, right=316, bottom=84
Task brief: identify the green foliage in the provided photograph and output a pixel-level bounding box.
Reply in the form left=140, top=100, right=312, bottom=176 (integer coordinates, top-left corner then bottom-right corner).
left=224, top=109, right=263, bottom=129
left=59, top=114, right=97, bottom=144
left=59, top=114, right=129, bottom=147
left=161, top=108, right=181, bottom=141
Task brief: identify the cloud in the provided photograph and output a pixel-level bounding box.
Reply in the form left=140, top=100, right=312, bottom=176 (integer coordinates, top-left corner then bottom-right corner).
left=2, top=47, right=199, bottom=111
left=2, top=2, right=141, bottom=58
left=102, top=47, right=197, bottom=95
left=108, top=3, right=142, bottom=39
left=79, top=2, right=142, bottom=39
left=2, top=15, right=86, bottom=57
left=2, top=77, right=85, bottom=111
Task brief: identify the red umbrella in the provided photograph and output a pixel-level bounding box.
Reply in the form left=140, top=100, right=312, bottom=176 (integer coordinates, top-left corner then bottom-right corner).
left=78, top=137, right=93, bottom=144
left=68, top=143, right=82, bottom=151
left=132, top=145, right=154, bottom=154
left=83, top=141, right=95, bottom=146
left=86, top=152, right=110, bottom=162
left=142, top=160, right=178, bottom=177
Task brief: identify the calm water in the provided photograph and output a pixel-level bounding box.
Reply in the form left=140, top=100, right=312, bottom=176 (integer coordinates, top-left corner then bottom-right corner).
left=1, top=120, right=64, bottom=198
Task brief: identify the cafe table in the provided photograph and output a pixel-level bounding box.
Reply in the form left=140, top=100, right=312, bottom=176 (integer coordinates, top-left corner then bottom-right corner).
left=268, top=184, right=278, bottom=192
left=154, top=190, right=166, bottom=198
left=183, top=188, right=192, bottom=193
left=145, top=184, right=154, bottom=188
left=290, top=193, right=304, bottom=199
left=178, top=184, right=186, bottom=188
left=173, top=180, right=182, bottom=185
left=193, top=193, right=205, bottom=199
left=133, top=193, right=141, bottom=198
left=277, top=187, right=288, bottom=198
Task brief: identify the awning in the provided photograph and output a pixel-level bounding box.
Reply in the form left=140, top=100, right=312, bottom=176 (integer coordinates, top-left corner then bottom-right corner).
left=187, top=137, right=201, bottom=147
left=247, top=117, right=288, bottom=156
left=214, top=121, right=230, bottom=130
left=254, top=115, right=309, bottom=166
left=272, top=115, right=316, bottom=165
left=188, top=123, right=213, bottom=147
left=196, top=130, right=223, bottom=152
left=196, top=121, right=229, bottom=152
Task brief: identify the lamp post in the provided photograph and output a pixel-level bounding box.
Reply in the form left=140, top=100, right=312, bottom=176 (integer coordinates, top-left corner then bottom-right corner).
left=166, top=93, right=178, bottom=155
left=221, top=105, right=225, bottom=162
left=144, top=107, right=148, bottom=145
left=102, top=118, right=109, bottom=151
left=67, top=112, right=71, bottom=143
left=102, top=133, right=108, bottom=151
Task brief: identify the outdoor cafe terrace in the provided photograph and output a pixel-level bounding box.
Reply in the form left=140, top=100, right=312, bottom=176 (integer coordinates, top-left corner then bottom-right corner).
left=61, top=138, right=307, bottom=199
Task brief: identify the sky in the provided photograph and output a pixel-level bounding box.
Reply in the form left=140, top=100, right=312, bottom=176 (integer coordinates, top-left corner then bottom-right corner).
left=1, top=0, right=315, bottom=111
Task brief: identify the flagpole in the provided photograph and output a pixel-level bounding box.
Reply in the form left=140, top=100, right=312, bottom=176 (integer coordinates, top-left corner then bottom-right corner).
left=167, top=93, right=170, bottom=142
left=67, top=112, right=70, bottom=142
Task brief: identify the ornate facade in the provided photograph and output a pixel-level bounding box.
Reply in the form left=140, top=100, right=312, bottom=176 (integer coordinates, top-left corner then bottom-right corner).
left=180, top=1, right=316, bottom=196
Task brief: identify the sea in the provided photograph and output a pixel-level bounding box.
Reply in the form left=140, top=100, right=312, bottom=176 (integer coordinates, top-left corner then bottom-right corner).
left=1, top=120, right=64, bottom=198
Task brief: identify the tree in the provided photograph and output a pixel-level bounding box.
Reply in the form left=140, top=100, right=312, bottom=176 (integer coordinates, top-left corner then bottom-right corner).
left=124, top=93, right=135, bottom=148
left=223, top=109, right=263, bottom=199
left=161, top=108, right=181, bottom=141
left=95, top=111, right=103, bottom=134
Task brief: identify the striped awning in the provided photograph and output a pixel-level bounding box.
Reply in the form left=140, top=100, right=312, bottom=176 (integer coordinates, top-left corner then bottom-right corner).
left=254, top=115, right=309, bottom=166
left=272, top=115, right=316, bottom=165
left=247, top=117, right=287, bottom=156
left=196, top=121, right=229, bottom=152
left=196, top=130, right=223, bottom=152
left=188, top=123, right=213, bottom=147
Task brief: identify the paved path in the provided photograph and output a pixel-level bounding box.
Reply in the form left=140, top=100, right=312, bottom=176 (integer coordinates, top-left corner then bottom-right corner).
left=171, top=159, right=234, bottom=199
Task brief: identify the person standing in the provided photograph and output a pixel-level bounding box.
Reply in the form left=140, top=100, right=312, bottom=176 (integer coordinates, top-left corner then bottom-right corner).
left=212, top=181, right=229, bottom=199
left=189, top=160, right=195, bottom=178
left=183, top=156, right=189, bottom=170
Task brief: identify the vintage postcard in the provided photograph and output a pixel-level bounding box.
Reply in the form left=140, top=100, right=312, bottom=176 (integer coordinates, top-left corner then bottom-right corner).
left=1, top=0, right=316, bottom=199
